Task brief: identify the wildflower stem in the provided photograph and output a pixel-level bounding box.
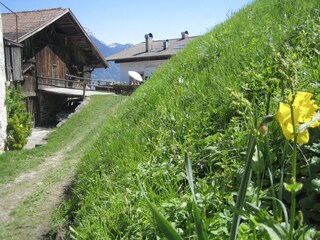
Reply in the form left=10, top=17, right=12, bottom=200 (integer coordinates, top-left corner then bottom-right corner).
left=256, top=172, right=261, bottom=206
left=264, top=135, right=279, bottom=220
left=289, top=104, right=297, bottom=238
left=289, top=146, right=297, bottom=238
left=278, top=140, right=289, bottom=218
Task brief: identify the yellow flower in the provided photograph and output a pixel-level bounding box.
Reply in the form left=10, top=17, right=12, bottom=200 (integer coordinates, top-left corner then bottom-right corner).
left=275, top=91, right=320, bottom=144
left=294, top=92, right=320, bottom=126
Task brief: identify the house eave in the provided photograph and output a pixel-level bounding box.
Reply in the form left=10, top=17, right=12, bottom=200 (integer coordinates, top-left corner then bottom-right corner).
left=110, top=55, right=173, bottom=64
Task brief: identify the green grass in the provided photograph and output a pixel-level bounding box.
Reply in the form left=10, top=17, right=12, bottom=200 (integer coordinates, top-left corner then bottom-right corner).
left=51, top=0, right=320, bottom=238
left=0, top=94, right=125, bottom=239
left=0, top=95, right=125, bottom=184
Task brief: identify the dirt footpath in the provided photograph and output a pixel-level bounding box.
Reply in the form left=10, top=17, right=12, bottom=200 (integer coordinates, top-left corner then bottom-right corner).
left=0, top=136, right=80, bottom=239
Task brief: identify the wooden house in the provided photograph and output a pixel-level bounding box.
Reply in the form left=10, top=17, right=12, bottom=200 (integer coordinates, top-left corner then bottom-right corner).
left=2, top=8, right=108, bottom=126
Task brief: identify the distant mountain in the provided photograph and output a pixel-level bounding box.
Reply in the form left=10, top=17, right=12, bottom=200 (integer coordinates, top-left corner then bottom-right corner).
left=85, top=28, right=133, bottom=81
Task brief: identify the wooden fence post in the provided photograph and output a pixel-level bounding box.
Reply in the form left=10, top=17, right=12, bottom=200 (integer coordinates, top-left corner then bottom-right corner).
left=82, top=82, right=86, bottom=99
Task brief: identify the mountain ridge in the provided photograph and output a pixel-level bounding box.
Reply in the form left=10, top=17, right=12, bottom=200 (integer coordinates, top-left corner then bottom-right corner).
left=85, top=28, right=133, bottom=81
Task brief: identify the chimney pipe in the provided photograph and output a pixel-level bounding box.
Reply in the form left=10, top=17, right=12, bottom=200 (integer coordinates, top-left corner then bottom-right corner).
left=145, top=33, right=153, bottom=52
left=181, top=30, right=189, bottom=39
left=163, top=39, right=169, bottom=50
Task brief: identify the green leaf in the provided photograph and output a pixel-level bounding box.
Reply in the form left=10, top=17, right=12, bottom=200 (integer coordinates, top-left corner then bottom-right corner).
left=311, top=178, right=320, bottom=192
left=146, top=199, right=183, bottom=240
left=246, top=202, right=290, bottom=240
left=251, top=145, right=264, bottom=173
left=138, top=177, right=183, bottom=240
left=284, top=182, right=303, bottom=193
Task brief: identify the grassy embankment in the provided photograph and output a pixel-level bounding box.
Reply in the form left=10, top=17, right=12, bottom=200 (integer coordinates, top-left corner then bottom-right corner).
left=53, top=0, right=320, bottom=238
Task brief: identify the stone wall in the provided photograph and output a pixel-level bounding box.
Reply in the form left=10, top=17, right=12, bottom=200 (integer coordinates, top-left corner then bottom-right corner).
left=0, top=15, right=7, bottom=152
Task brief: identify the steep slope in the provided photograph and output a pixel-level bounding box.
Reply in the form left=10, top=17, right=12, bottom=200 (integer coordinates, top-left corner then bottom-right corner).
left=55, top=0, right=320, bottom=239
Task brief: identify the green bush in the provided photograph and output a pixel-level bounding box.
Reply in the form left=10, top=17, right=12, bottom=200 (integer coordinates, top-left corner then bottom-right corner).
left=5, top=84, right=32, bottom=150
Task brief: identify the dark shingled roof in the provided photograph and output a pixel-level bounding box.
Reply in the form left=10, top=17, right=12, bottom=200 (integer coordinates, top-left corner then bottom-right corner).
left=1, top=8, right=108, bottom=68
left=106, top=35, right=198, bottom=63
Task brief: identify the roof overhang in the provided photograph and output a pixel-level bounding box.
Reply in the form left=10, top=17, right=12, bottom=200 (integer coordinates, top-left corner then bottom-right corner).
left=2, top=8, right=108, bottom=68
left=55, top=10, right=109, bottom=68
left=105, top=36, right=198, bottom=64
left=109, top=55, right=173, bottom=63
left=3, top=37, right=23, bottom=48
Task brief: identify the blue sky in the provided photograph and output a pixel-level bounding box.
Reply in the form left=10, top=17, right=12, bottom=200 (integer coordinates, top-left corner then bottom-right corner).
left=0, top=0, right=253, bottom=45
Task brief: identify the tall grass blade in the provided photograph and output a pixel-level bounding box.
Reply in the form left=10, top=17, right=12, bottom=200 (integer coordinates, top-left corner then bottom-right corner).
left=69, top=225, right=81, bottom=239
left=138, top=177, right=183, bottom=240
left=262, top=197, right=289, bottom=228
left=229, top=133, right=256, bottom=240
left=192, top=201, right=208, bottom=240
left=264, top=135, right=279, bottom=220
left=185, top=151, right=208, bottom=240
left=185, top=151, right=195, bottom=201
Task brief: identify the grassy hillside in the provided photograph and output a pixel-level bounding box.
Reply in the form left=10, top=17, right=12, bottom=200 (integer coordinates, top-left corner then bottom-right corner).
left=54, top=0, right=320, bottom=238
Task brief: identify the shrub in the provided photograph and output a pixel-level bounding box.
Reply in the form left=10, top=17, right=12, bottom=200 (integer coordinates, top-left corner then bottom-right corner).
left=5, top=84, right=32, bottom=150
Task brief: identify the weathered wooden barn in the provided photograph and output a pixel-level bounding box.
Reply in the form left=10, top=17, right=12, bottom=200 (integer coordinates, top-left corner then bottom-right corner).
left=2, top=8, right=108, bottom=126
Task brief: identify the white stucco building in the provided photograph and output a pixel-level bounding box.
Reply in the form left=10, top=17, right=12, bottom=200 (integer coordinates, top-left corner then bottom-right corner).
left=0, top=15, right=8, bottom=152
left=106, top=31, right=198, bottom=84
